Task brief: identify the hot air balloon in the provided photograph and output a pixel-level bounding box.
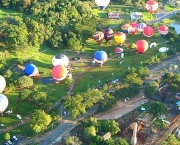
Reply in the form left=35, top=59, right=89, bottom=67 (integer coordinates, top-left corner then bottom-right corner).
left=95, top=0, right=110, bottom=10
left=130, top=22, right=138, bottom=34
left=143, top=26, right=154, bottom=37
left=0, top=94, right=8, bottom=113
left=121, top=24, right=132, bottom=35
left=24, top=63, right=39, bottom=77
left=93, top=31, right=104, bottom=45
left=52, top=65, right=68, bottom=81
left=158, top=25, right=169, bottom=37
left=138, top=23, right=147, bottom=33
left=0, top=75, right=6, bottom=93
left=114, top=32, right=126, bottom=45
left=136, top=40, right=149, bottom=53
left=115, top=47, right=123, bottom=54
left=94, top=51, right=108, bottom=64
left=52, top=54, right=69, bottom=67
left=146, top=0, right=158, bottom=14
left=103, top=28, right=114, bottom=43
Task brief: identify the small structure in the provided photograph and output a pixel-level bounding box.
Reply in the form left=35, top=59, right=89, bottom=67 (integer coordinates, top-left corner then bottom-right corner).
left=175, top=93, right=180, bottom=100
left=103, top=132, right=111, bottom=140
left=131, top=122, right=138, bottom=145
left=130, top=12, right=143, bottom=21
left=108, top=12, right=120, bottom=19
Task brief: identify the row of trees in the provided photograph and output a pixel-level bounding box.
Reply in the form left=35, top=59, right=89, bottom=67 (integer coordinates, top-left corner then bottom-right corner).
left=62, top=67, right=149, bottom=118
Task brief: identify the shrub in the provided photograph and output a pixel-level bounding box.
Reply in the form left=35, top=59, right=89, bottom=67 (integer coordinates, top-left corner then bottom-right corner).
left=18, top=75, right=33, bottom=88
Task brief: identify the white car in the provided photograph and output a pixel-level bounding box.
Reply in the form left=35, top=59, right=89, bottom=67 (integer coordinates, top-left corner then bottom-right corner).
left=141, top=100, right=147, bottom=105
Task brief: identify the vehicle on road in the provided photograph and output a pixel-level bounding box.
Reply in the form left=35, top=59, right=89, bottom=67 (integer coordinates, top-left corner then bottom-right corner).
left=141, top=100, right=147, bottom=105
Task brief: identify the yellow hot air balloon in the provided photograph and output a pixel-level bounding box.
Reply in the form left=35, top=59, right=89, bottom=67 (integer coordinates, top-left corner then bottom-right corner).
left=114, top=32, right=126, bottom=45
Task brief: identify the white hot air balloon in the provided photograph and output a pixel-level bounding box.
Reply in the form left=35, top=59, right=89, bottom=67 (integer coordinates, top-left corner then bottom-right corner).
left=0, top=75, right=6, bottom=93
left=95, top=0, right=110, bottom=10
left=0, top=94, right=8, bottom=113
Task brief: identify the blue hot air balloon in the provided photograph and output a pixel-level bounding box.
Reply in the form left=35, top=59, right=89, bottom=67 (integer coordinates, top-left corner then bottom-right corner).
left=95, top=0, right=110, bottom=10
left=94, top=51, right=108, bottom=64
left=24, top=63, right=39, bottom=77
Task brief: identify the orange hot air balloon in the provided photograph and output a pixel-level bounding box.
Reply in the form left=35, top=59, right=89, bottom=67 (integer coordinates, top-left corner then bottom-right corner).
left=114, top=32, right=126, bottom=45
left=136, top=40, right=149, bottom=53
left=146, top=0, right=158, bottom=14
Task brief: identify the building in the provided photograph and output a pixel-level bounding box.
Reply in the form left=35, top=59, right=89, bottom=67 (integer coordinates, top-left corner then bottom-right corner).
left=108, top=12, right=120, bottom=19
left=103, top=132, right=111, bottom=140
left=130, top=12, right=143, bottom=21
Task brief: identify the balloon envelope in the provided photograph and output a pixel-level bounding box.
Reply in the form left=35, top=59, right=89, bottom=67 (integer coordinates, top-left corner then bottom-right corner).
left=143, top=26, right=154, bottom=37
left=158, top=25, right=169, bottom=36
left=114, top=32, right=126, bottom=45
left=0, top=75, right=6, bottom=93
left=103, top=28, right=114, bottom=42
left=0, top=94, right=8, bottom=113
left=52, top=54, right=69, bottom=67
left=93, top=31, right=104, bottom=44
left=52, top=65, right=68, bottom=81
left=121, top=24, right=132, bottom=35
left=115, top=47, right=123, bottom=54
left=94, top=51, right=108, bottom=64
left=146, top=0, right=158, bottom=14
left=95, top=0, right=110, bottom=10
left=24, top=63, right=39, bottom=77
left=138, top=23, right=147, bottom=33
left=130, top=22, right=138, bottom=34
left=136, top=40, right=149, bottom=53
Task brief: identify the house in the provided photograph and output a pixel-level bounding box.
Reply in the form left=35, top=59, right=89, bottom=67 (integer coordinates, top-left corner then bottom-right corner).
left=103, top=132, right=111, bottom=140
left=108, top=12, right=120, bottom=19
left=175, top=93, right=180, bottom=100
left=130, top=12, right=143, bottom=21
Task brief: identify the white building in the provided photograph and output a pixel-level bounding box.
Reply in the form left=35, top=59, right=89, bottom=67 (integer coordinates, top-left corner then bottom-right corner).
left=130, top=12, right=143, bottom=21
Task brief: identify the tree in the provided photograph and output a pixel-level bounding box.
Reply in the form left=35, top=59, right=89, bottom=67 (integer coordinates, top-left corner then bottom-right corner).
left=18, top=75, right=33, bottom=88
left=82, top=117, right=98, bottom=128
left=162, top=72, right=174, bottom=83
left=124, top=72, right=143, bottom=86
left=150, top=102, right=166, bottom=117
left=144, top=81, right=159, bottom=96
left=114, top=138, right=128, bottom=145
left=4, top=132, right=10, bottom=141
left=20, top=89, right=32, bottom=100
left=99, top=120, right=120, bottom=135
left=162, top=134, right=180, bottom=145
left=68, top=38, right=82, bottom=51
left=84, top=126, right=96, bottom=139
left=66, top=136, right=82, bottom=145
left=29, top=109, right=52, bottom=134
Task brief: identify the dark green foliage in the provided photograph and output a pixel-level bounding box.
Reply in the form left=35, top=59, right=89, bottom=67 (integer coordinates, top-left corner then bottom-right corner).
left=144, top=81, right=159, bottom=96
left=149, top=102, right=166, bottom=117
left=18, top=75, right=33, bottom=88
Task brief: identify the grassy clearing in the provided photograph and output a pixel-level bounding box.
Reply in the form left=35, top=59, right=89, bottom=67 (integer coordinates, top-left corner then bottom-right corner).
left=164, top=4, right=178, bottom=12
left=0, top=8, right=24, bottom=19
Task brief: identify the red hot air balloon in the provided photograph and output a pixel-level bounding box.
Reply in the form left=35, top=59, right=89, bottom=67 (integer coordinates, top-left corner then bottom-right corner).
left=130, top=22, right=138, bottom=34
left=146, top=0, right=158, bottom=14
left=158, top=25, right=169, bottom=37
left=115, top=47, right=123, bottom=54
left=103, top=28, right=114, bottom=43
left=52, top=65, right=68, bottom=81
left=114, top=32, right=126, bottom=45
left=136, top=40, right=149, bottom=53
left=143, top=26, right=154, bottom=37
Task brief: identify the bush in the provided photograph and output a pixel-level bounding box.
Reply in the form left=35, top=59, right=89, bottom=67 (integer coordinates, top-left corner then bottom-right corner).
left=18, top=75, right=33, bottom=88
left=153, top=119, right=166, bottom=129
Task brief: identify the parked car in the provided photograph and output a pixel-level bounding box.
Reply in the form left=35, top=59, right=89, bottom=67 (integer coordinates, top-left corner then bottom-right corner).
left=141, top=100, right=147, bottom=105
left=10, top=135, right=18, bottom=144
